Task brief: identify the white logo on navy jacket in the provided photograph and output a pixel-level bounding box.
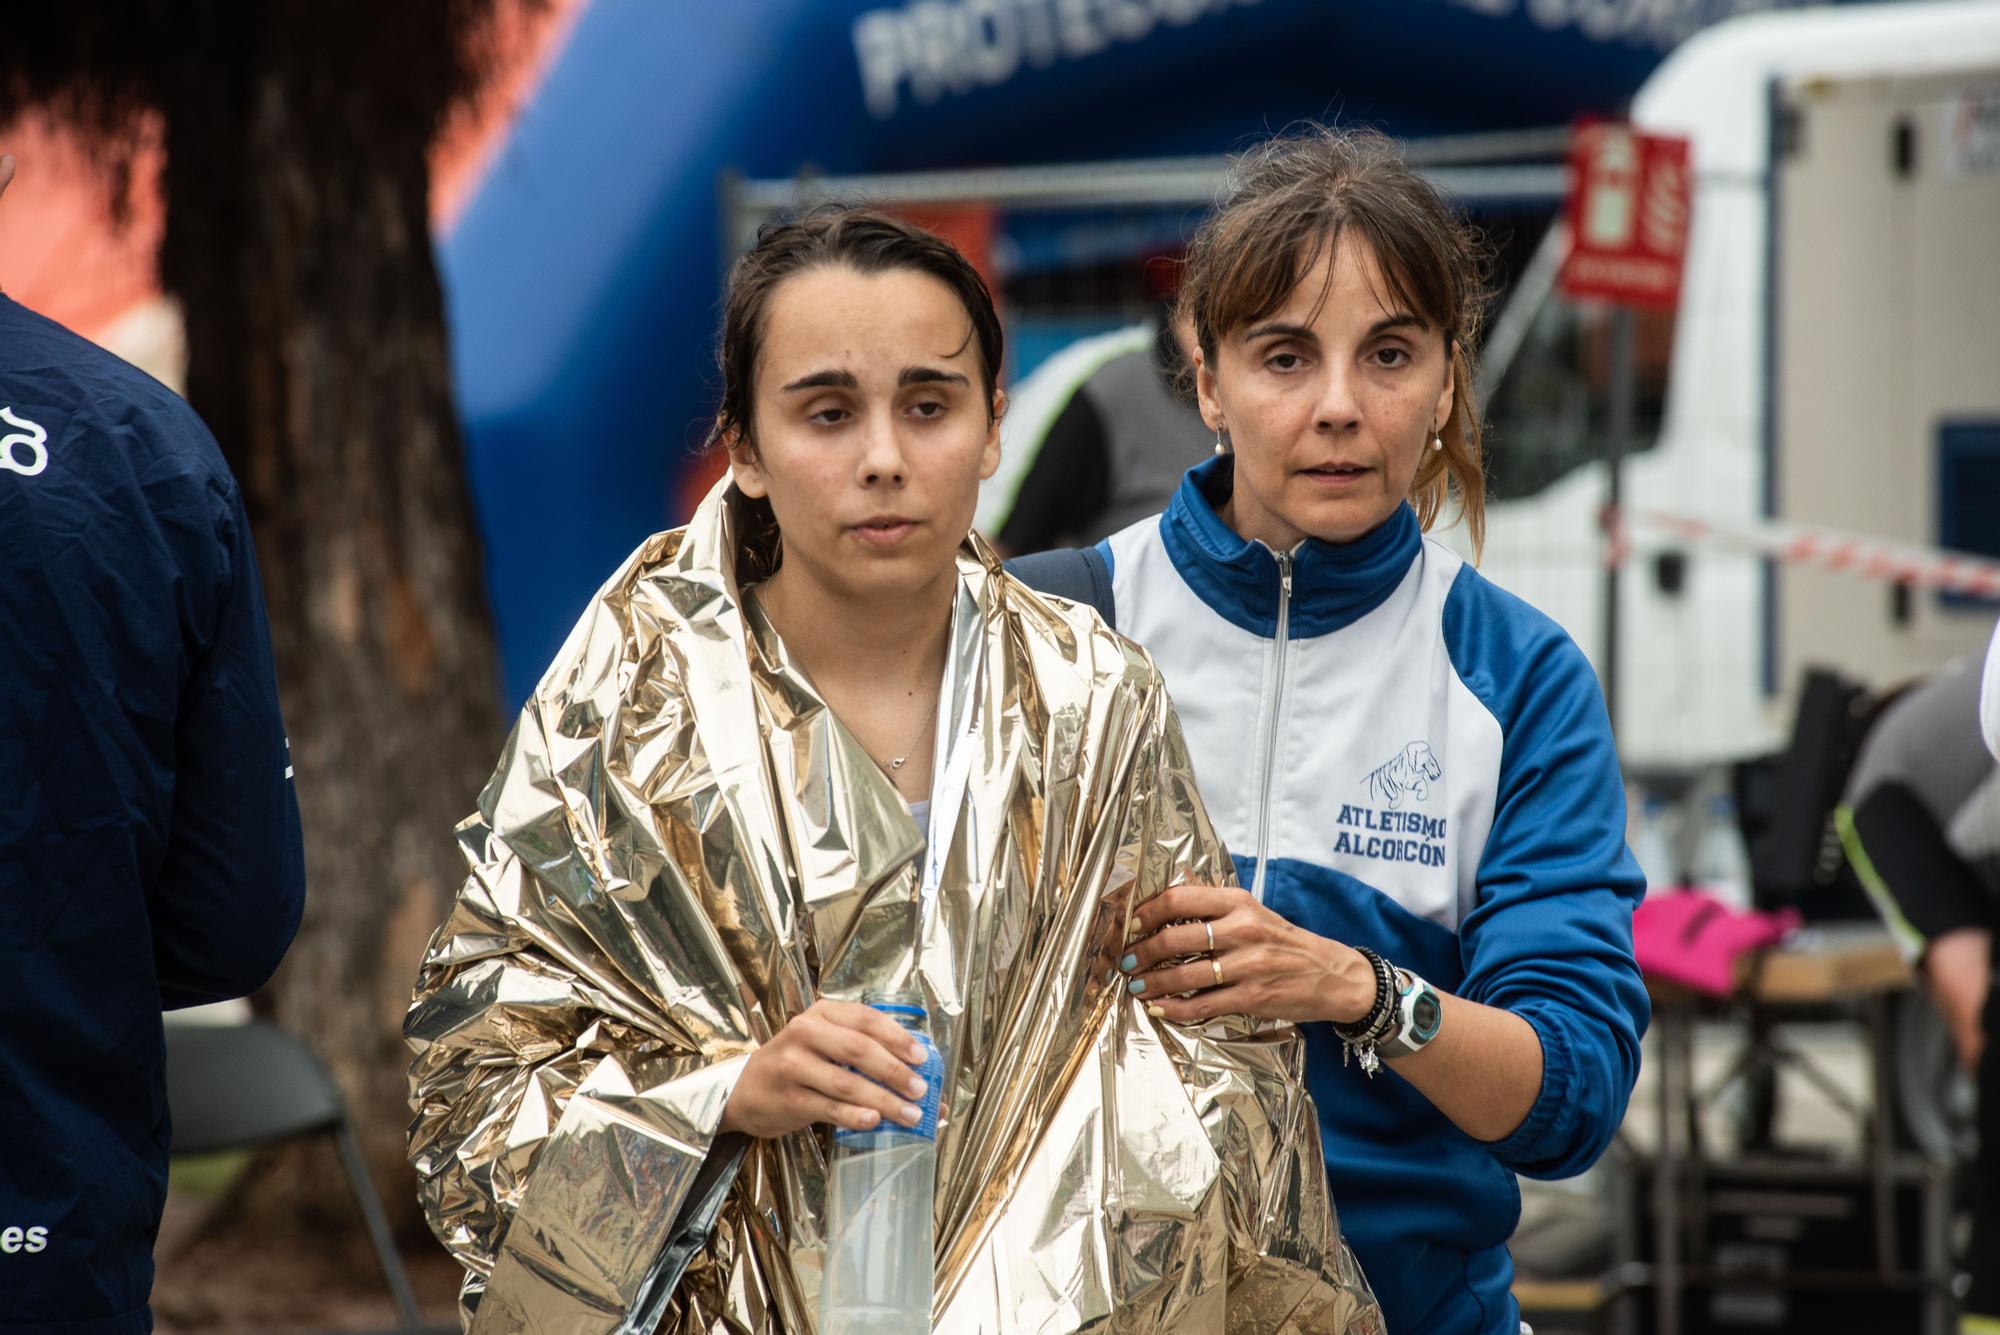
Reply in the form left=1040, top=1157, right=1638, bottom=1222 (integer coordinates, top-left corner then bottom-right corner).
left=1091, top=456, right=1648, bottom=1335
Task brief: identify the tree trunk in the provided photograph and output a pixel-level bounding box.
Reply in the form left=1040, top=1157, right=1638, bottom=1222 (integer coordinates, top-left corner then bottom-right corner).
left=151, top=0, right=505, bottom=1283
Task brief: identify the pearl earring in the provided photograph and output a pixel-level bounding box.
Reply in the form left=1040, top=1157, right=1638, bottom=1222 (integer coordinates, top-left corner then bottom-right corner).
left=1214, top=431, right=1227, bottom=457
left=1431, top=434, right=1444, bottom=453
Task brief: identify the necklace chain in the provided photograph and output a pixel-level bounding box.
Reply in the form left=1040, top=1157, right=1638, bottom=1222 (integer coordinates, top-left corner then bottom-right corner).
left=745, top=583, right=941, bottom=776
left=885, top=690, right=941, bottom=773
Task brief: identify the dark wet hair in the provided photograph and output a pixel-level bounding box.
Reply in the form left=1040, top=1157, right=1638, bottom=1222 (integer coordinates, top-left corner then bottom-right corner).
left=1177, top=125, right=1495, bottom=555
left=710, top=206, right=1004, bottom=452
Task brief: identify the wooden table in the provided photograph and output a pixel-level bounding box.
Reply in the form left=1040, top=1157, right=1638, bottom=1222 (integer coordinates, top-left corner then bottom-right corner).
left=1646, top=927, right=1911, bottom=1004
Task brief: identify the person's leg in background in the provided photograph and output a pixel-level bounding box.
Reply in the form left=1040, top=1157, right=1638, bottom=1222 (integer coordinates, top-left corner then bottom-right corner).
left=1841, top=784, right=1997, bottom=1331
left=1962, top=940, right=2000, bottom=1334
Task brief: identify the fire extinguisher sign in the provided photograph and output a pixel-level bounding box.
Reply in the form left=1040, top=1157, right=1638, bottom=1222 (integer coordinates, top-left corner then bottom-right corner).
left=1558, top=121, right=1692, bottom=308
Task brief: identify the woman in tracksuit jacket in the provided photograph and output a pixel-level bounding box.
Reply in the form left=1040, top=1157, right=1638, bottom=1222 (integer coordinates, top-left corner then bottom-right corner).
left=1017, top=126, right=1649, bottom=1334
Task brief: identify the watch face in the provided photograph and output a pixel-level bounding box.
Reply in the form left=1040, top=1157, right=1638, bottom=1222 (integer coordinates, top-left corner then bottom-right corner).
left=1412, top=993, right=1442, bottom=1038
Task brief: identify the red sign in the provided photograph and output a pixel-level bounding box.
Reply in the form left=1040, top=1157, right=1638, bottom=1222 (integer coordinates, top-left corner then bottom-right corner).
left=1558, top=122, right=1692, bottom=309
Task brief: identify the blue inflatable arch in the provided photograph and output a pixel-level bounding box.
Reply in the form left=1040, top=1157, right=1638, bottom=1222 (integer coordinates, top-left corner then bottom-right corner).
left=440, top=0, right=1843, bottom=703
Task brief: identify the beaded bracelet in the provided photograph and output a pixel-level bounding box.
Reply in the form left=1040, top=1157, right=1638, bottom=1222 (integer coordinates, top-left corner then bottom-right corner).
left=1332, top=946, right=1398, bottom=1078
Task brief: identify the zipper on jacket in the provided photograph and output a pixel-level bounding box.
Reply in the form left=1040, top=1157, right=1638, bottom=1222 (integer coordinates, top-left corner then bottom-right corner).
left=1249, top=551, right=1294, bottom=902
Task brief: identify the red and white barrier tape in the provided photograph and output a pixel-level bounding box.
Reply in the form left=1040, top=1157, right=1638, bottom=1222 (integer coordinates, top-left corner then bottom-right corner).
left=1609, top=507, right=2000, bottom=598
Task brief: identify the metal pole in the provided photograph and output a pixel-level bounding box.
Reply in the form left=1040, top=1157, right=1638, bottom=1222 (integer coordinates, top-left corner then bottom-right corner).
left=1605, top=305, right=1634, bottom=731
left=334, top=1121, right=423, bottom=1331
left=1476, top=220, right=1567, bottom=403
left=732, top=160, right=1565, bottom=217
left=717, top=169, right=749, bottom=272
left=1654, top=1003, right=1687, bottom=1335
left=1868, top=993, right=1901, bottom=1281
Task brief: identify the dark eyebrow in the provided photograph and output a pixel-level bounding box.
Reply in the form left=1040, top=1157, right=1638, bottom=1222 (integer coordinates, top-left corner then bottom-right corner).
left=1366, top=313, right=1430, bottom=338
left=779, top=367, right=970, bottom=392
left=1242, top=314, right=1431, bottom=343
left=900, top=366, right=969, bottom=388
left=780, top=369, right=858, bottom=393
left=1241, top=321, right=1317, bottom=344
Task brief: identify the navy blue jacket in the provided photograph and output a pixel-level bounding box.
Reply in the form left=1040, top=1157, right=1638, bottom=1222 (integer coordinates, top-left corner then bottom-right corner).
left=0, top=295, right=305, bottom=1332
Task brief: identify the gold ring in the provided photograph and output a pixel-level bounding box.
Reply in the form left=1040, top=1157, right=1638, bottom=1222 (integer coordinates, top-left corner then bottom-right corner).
left=1203, top=921, right=1215, bottom=953
left=1211, top=957, right=1224, bottom=986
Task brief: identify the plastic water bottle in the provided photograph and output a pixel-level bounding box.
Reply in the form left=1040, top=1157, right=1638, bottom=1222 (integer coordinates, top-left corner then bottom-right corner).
left=819, top=989, right=943, bottom=1335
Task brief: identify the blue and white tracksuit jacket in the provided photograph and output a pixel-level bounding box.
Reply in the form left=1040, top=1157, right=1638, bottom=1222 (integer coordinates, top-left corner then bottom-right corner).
left=1093, top=458, right=1649, bottom=1334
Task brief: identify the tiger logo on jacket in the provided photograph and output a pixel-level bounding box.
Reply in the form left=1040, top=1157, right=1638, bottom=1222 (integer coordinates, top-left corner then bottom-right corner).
left=1364, top=741, right=1441, bottom=809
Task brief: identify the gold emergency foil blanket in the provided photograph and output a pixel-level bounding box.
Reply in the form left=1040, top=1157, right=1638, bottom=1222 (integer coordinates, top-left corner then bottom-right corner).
left=406, top=479, right=1382, bottom=1335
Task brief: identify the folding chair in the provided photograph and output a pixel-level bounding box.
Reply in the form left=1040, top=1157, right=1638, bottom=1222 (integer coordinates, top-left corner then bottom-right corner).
left=164, top=1020, right=423, bottom=1332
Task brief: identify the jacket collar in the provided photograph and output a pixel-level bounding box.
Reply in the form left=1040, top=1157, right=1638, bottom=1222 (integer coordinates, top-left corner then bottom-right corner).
left=1159, top=455, right=1422, bottom=639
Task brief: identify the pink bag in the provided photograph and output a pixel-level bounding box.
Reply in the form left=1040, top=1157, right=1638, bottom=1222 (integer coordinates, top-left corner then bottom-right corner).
left=1632, top=889, right=1801, bottom=996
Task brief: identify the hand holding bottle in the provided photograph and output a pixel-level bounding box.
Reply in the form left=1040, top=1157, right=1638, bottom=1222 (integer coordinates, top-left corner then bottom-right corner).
left=721, top=998, right=930, bottom=1137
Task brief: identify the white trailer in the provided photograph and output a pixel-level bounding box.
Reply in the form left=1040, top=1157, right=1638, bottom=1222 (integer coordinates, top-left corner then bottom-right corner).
left=1471, top=1, right=2000, bottom=768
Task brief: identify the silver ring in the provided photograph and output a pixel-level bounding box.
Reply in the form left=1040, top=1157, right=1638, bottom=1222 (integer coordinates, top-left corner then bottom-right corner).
left=1211, top=957, right=1224, bottom=986
left=1203, top=920, right=1215, bottom=953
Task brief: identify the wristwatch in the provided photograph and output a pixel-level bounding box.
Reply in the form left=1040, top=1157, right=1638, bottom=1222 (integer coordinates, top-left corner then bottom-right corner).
left=1378, top=968, right=1443, bottom=1060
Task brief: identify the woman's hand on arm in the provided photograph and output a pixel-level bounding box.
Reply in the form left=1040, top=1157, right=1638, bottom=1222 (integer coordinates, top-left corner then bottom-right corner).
left=1119, top=884, right=1377, bottom=1026
left=1120, top=883, right=1545, bottom=1145
left=719, top=999, right=931, bottom=1139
